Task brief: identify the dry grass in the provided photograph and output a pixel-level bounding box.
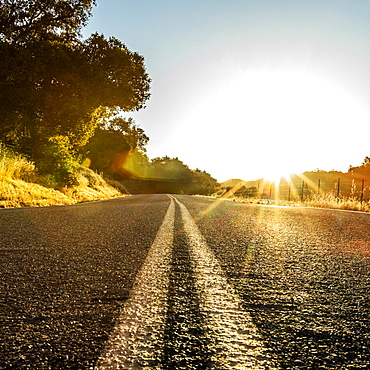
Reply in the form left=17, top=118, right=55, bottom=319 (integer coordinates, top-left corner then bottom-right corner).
left=62, top=168, right=123, bottom=203
left=221, top=193, right=370, bottom=212
left=0, top=146, right=125, bottom=208
left=0, top=145, right=35, bottom=182
left=0, top=178, right=73, bottom=208
left=299, top=193, right=370, bottom=212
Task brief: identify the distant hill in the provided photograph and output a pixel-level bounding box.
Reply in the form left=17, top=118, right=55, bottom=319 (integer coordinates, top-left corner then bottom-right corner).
left=219, top=178, right=260, bottom=198
left=220, top=179, right=260, bottom=189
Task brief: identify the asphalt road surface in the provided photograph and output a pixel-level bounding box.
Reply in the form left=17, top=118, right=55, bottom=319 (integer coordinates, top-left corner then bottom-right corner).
left=0, top=194, right=369, bottom=369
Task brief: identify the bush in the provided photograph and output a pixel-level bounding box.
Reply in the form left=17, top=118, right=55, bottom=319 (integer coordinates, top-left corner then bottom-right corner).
left=36, top=136, right=79, bottom=187
left=0, top=144, right=36, bottom=182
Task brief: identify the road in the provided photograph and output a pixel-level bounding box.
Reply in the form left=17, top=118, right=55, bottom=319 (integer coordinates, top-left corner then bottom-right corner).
left=0, top=194, right=369, bottom=369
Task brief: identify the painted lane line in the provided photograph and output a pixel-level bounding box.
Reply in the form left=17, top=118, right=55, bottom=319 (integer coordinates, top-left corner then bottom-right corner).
left=96, top=198, right=175, bottom=369
left=172, top=196, right=277, bottom=369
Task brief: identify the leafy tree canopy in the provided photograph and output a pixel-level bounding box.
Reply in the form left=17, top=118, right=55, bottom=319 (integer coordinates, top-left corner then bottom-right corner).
left=0, top=33, right=150, bottom=150
left=0, top=0, right=96, bottom=43
left=0, top=0, right=151, bottom=182
left=83, top=117, right=149, bottom=176
left=129, top=156, right=218, bottom=195
left=150, top=156, right=192, bottom=181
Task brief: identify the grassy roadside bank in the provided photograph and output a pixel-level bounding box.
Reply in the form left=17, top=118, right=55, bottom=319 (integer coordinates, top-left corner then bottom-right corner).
left=0, top=175, right=125, bottom=208
left=0, top=148, right=125, bottom=208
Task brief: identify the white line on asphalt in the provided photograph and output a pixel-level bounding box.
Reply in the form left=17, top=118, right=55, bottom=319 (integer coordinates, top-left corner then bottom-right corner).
left=95, top=197, right=175, bottom=369
left=171, top=195, right=277, bottom=369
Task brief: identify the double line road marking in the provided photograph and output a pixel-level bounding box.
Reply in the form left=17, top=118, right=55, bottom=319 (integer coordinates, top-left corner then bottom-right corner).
left=96, top=196, right=276, bottom=369
left=95, top=196, right=175, bottom=369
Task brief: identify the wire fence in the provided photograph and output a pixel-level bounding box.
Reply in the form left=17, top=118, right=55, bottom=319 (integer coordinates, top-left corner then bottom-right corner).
left=258, top=176, right=370, bottom=203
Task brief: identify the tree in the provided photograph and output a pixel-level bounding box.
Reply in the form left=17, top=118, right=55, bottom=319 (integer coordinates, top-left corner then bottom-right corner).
left=101, top=117, right=149, bottom=151
left=187, top=169, right=218, bottom=195
left=142, top=157, right=218, bottom=195
left=0, top=0, right=96, bottom=43
left=0, top=0, right=97, bottom=147
left=0, top=2, right=151, bottom=182
left=82, top=117, right=149, bottom=177
left=0, top=34, right=150, bottom=149
left=149, top=157, right=192, bottom=181
left=124, top=149, right=151, bottom=179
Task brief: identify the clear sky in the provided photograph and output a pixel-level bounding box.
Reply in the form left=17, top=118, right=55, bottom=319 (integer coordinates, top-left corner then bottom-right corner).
left=83, top=0, right=370, bottom=182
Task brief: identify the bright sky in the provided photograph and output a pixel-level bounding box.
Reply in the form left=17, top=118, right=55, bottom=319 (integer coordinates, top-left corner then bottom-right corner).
left=83, top=0, right=370, bottom=182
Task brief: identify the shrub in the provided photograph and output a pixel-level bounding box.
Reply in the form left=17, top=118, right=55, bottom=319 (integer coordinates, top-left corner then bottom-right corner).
left=35, top=136, right=79, bottom=187
left=0, top=144, right=35, bottom=182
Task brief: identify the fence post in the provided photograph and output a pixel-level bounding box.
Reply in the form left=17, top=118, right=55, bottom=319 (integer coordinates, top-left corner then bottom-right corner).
left=317, top=179, right=321, bottom=194
left=361, top=176, right=365, bottom=204
left=300, top=180, right=305, bottom=200
left=337, top=177, right=340, bottom=198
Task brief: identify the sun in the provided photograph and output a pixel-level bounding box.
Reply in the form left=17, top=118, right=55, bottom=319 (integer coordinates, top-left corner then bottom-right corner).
left=263, top=169, right=293, bottom=184
left=166, top=68, right=370, bottom=182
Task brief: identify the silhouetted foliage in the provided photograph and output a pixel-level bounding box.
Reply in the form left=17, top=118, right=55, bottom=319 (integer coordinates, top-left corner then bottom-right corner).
left=0, top=34, right=150, bottom=150
left=0, top=1, right=151, bottom=184
left=186, top=169, right=219, bottom=195
left=0, top=0, right=95, bottom=43
left=121, top=156, right=218, bottom=195
left=150, top=157, right=192, bottom=182
left=82, top=117, right=149, bottom=177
